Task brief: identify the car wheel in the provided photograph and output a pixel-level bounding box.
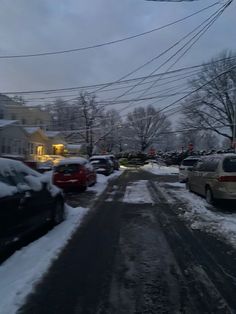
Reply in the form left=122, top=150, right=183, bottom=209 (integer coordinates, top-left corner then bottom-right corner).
left=206, top=187, right=214, bottom=205
left=53, top=200, right=65, bottom=225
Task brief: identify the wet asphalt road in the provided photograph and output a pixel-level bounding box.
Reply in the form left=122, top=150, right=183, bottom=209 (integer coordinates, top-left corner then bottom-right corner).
left=18, top=169, right=236, bottom=314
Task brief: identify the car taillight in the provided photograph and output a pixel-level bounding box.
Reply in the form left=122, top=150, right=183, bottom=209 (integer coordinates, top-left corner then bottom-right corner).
left=218, top=176, right=236, bottom=182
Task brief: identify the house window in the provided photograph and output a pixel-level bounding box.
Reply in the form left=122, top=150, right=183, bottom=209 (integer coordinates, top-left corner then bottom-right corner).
left=28, top=142, right=34, bottom=155
left=36, top=145, right=44, bottom=156
left=21, top=118, right=26, bottom=125
left=11, top=113, right=16, bottom=120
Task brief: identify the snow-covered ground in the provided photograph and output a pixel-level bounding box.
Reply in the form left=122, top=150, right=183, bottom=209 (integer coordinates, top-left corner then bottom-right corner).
left=0, top=205, right=88, bottom=314
left=161, top=183, right=236, bottom=249
left=142, top=163, right=179, bottom=175
left=0, top=170, right=123, bottom=314
left=123, top=180, right=153, bottom=204
left=88, top=170, right=123, bottom=196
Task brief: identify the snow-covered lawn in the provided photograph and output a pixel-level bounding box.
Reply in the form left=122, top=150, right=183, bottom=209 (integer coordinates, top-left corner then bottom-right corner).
left=0, top=205, right=88, bottom=314
left=142, top=163, right=179, bottom=175
left=123, top=180, right=154, bottom=204
left=162, top=183, right=236, bottom=249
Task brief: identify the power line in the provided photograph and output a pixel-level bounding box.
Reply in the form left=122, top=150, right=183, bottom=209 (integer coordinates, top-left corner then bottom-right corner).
left=0, top=2, right=220, bottom=59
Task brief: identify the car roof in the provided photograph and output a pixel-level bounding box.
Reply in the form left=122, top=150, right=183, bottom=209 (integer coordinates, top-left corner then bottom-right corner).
left=0, top=158, right=40, bottom=176
left=183, top=156, right=200, bottom=160
left=56, top=157, right=88, bottom=166
left=90, top=155, right=110, bottom=159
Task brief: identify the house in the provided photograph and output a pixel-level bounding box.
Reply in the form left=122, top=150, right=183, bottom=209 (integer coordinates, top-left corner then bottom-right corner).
left=44, top=131, right=66, bottom=155
left=0, top=120, right=27, bottom=160
left=0, top=94, right=51, bottom=129
left=24, top=127, right=49, bottom=161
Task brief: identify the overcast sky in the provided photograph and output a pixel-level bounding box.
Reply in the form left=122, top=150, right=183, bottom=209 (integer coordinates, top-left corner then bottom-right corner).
left=0, top=0, right=235, bottom=112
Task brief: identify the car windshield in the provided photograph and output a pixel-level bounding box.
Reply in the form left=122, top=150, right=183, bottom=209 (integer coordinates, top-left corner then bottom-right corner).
left=182, top=159, right=198, bottom=166
left=223, top=157, right=236, bottom=172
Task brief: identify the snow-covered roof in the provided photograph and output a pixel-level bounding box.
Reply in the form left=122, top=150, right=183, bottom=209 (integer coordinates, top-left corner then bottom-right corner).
left=44, top=131, right=61, bottom=138
left=56, top=157, right=88, bottom=166
left=24, top=127, right=41, bottom=134
left=0, top=119, right=18, bottom=128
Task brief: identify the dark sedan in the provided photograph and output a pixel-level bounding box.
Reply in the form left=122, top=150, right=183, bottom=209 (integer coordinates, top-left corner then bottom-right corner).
left=0, top=158, right=65, bottom=253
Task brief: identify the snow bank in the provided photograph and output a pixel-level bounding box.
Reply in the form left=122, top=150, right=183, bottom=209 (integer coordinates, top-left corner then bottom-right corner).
left=0, top=205, right=88, bottom=314
left=165, top=185, right=236, bottom=249
left=88, top=170, right=123, bottom=196
left=142, top=163, right=179, bottom=175
left=123, top=180, right=154, bottom=204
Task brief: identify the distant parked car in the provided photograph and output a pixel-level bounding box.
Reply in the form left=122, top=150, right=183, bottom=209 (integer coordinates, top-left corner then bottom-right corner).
left=90, top=156, right=114, bottom=176
left=187, top=154, right=236, bottom=204
left=107, top=155, right=120, bottom=170
left=179, top=156, right=200, bottom=182
left=53, top=157, right=97, bottom=191
left=0, top=158, right=65, bottom=253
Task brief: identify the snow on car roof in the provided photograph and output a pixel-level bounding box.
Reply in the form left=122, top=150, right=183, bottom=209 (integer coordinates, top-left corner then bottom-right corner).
left=90, top=155, right=110, bottom=159
left=184, top=156, right=201, bottom=160
left=0, top=158, right=39, bottom=177
left=57, top=157, right=88, bottom=166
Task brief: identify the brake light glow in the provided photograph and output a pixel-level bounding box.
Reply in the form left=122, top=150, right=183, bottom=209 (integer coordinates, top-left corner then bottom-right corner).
left=218, top=176, right=236, bottom=182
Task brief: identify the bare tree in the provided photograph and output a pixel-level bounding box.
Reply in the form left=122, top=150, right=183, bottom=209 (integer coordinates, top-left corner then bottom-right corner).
left=125, top=105, right=169, bottom=152
left=97, top=109, right=123, bottom=153
left=181, top=51, right=236, bottom=145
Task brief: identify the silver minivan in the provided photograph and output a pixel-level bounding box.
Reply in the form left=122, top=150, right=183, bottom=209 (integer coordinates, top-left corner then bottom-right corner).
left=187, top=154, right=236, bottom=204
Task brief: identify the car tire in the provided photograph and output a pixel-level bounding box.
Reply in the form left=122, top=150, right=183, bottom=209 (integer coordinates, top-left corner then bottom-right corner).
left=206, top=187, right=214, bottom=205
left=53, top=199, right=65, bottom=225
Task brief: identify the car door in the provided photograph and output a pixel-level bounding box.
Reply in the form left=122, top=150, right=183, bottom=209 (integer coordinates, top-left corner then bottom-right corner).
left=0, top=177, right=25, bottom=247
left=12, top=171, right=54, bottom=231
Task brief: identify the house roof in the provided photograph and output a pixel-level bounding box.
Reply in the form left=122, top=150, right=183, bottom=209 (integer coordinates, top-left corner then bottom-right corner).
left=24, top=127, right=41, bottom=134
left=44, top=131, right=61, bottom=138
left=0, top=119, right=18, bottom=128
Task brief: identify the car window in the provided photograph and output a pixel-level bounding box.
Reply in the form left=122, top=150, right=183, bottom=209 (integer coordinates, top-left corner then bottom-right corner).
left=0, top=173, right=15, bottom=186
left=55, top=164, right=79, bottom=174
left=90, top=159, right=107, bottom=165
left=182, top=159, right=199, bottom=166
left=223, top=157, right=236, bottom=172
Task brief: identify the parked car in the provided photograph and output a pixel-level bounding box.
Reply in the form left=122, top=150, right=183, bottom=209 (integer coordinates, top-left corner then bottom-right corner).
left=107, top=155, right=120, bottom=170
left=53, top=157, right=97, bottom=191
left=90, top=156, right=114, bottom=175
left=179, top=156, right=200, bottom=182
left=0, top=158, right=65, bottom=253
left=187, top=154, right=236, bottom=204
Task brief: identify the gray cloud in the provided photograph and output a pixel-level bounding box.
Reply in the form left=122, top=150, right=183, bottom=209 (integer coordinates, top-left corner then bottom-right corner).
left=0, top=0, right=235, bottom=110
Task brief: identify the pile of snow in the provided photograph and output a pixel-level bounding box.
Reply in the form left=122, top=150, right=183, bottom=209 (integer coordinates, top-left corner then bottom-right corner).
left=142, top=163, right=179, bottom=175
left=163, top=184, right=236, bottom=249
left=123, top=180, right=154, bottom=204
left=88, top=171, right=123, bottom=196
left=0, top=205, right=88, bottom=314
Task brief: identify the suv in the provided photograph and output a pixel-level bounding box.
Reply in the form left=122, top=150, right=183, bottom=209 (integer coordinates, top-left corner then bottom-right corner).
left=53, top=157, right=97, bottom=191
left=90, top=156, right=114, bottom=175
left=0, top=158, right=64, bottom=253
left=179, top=156, right=200, bottom=182
left=187, top=154, right=236, bottom=204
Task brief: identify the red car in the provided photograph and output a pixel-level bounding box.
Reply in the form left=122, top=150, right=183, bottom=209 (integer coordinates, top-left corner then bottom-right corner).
left=53, top=158, right=97, bottom=191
